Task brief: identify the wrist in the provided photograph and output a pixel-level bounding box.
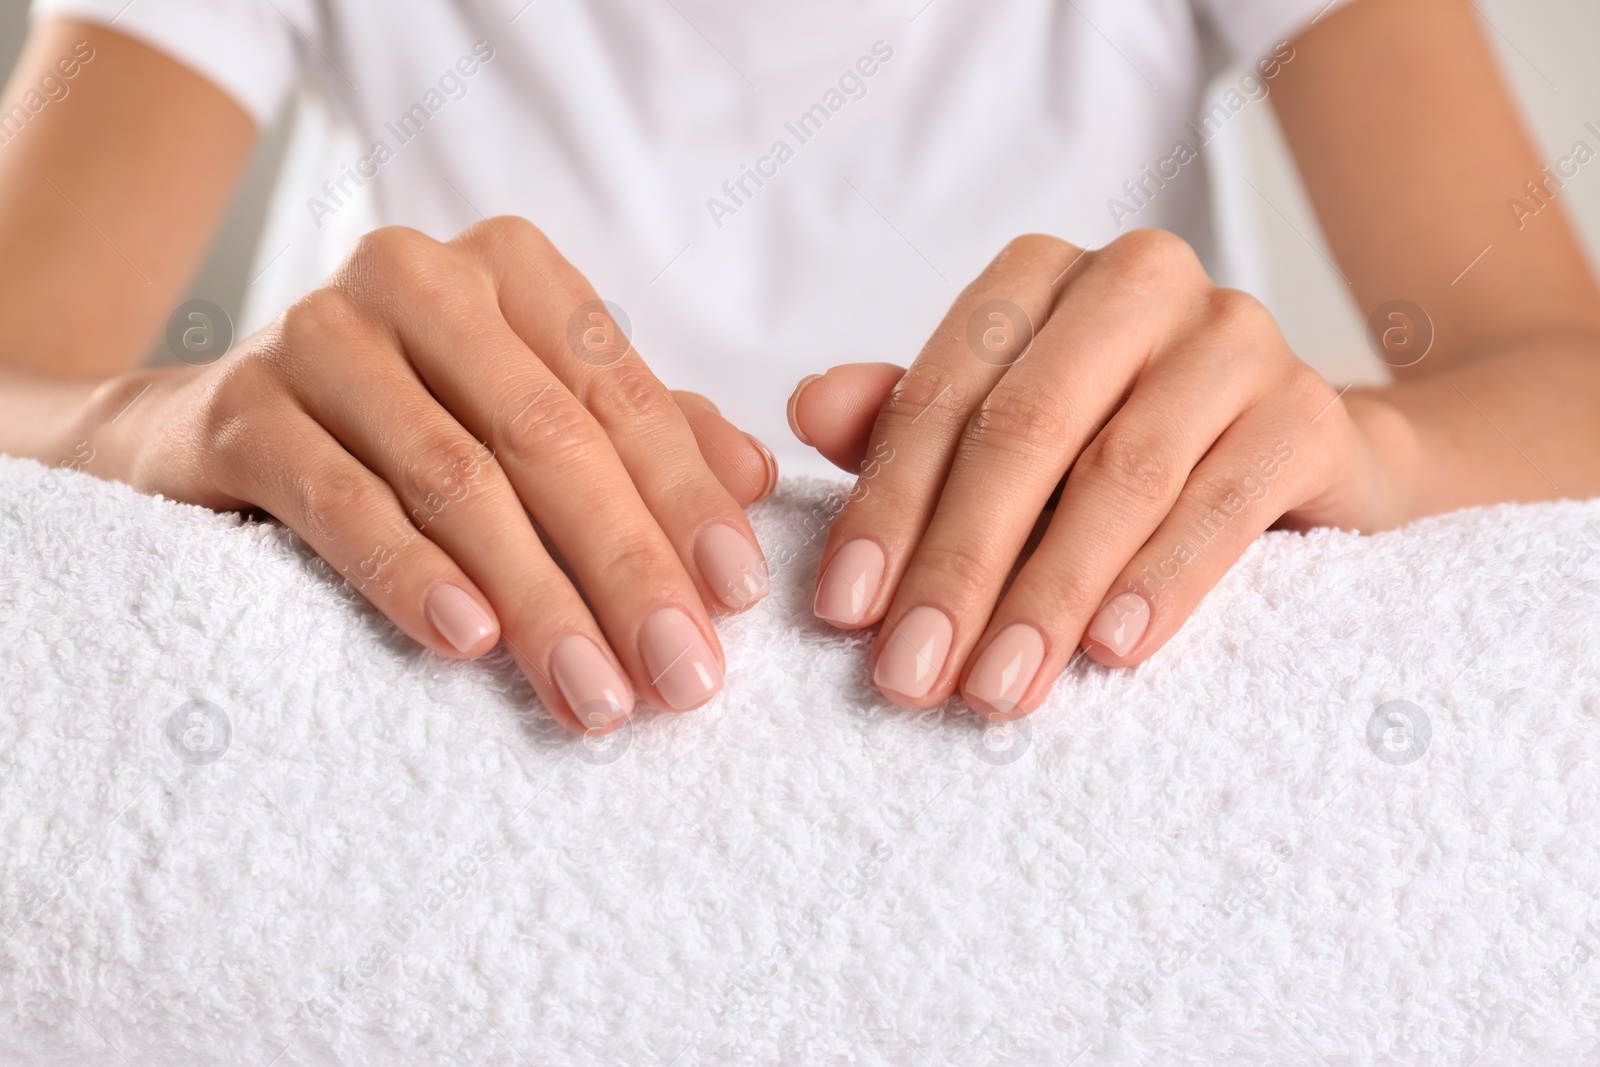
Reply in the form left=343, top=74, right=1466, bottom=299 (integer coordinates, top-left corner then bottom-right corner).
left=1342, top=386, right=1425, bottom=530
left=70, top=363, right=199, bottom=489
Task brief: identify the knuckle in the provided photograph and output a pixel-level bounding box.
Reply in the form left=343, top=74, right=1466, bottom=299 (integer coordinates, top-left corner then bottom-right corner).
left=914, top=537, right=1001, bottom=589
left=495, top=384, right=596, bottom=467
left=1034, top=560, right=1105, bottom=616
left=1283, top=362, right=1337, bottom=418
left=463, top=215, right=556, bottom=264
left=1187, top=468, right=1247, bottom=514
left=482, top=214, right=547, bottom=249
left=351, top=225, right=448, bottom=288
left=495, top=575, right=579, bottom=641
left=587, top=362, right=673, bottom=424
left=296, top=468, right=374, bottom=541
left=356, top=224, right=434, bottom=263
left=965, top=386, right=1067, bottom=453
left=1104, top=228, right=1202, bottom=289
left=600, top=535, right=679, bottom=597
left=278, top=287, right=366, bottom=354
left=1206, top=287, right=1277, bottom=346
left=1083, top=429, right=1182, bottom=504
left=400, top=432, right=493, bottom=519
left=997, top=232, right=1073, bottom=269
left=884, top=363, right=966, bottom=426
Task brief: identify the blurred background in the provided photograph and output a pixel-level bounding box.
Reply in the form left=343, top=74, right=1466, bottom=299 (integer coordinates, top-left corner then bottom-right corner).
left=1, top=0, right=1596, bottom=385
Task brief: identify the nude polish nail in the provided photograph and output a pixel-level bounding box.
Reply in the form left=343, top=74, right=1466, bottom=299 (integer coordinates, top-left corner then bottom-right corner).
left=814, top=539, right=885, bottom=626
left=550, top=634, right=634, bottom=729
left=966, top=623, right=1045, bottom=717
left=746, top=434, right=779, bottom=501
left=424, top=584, right=496, bottom=653
left=874, top=606, right=953, bottom=700
left=638, top=607, right=723, bottom=710
left=787, top=374, right=823, bottom=446
left=1086, top=592, right=1151, bottom=658
left=695, top=523, right=770, bottom=610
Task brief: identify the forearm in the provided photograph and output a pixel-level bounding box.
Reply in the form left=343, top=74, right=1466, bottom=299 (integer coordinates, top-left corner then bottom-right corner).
left=0, top=20, right=254, bottom=379
left=1351, top=330, right=1600, bottom=526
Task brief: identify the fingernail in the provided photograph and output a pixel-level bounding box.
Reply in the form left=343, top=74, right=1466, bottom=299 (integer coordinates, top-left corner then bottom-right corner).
left=966, top=623, right=1045, bottom=717
left=695, top=523, right=771, bottom=610
left=874, top=605, right=953, bottom=700
left=1086, top=592, right=1151, bottom=658
left=550, top=634, right=634, bottom=728
left=424, top=583, right=496, bottom=653
left=639, top=607, right=723, bottom=710
left=787, top=373, right=823, bottom=447
left=746, top=433, right=779, bottom=502
left=813, top=538, right=886, bottom=626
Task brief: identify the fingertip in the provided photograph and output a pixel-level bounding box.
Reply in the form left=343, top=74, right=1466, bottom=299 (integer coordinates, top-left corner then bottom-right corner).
left=870, top=605, right=955, bottom=708
left=675, top=391, right=772, bottom=506
left=787, top=374, right=823, bottom=447
left=695, top=521, right=771, bottom=612
left=570, top=706, right=633, bottom=736
left=424, top=582, right=500, bottom=657
left=813, top=537, right=886, bottom=628
left=638, top=606, right=725, bottom=711
left=1081, top=640, right=1133, bottom=668
left=962, top=691, right=1035, bottom=723
left=745, top=433, right=778, bottom=503
left=789, top=363, right=906, bottom=473
left=962, top=622, right=1046, bottom=721
left=550, top=633, right=636, bottom=731
left=1083, top=592, right=1151, bottom=666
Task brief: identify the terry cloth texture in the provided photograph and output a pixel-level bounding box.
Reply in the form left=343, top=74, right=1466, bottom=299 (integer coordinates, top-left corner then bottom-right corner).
left=3, top=453, right=1600, bottom=1065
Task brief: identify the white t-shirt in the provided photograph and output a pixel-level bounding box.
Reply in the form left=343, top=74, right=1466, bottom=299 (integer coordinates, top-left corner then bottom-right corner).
left=34, top=0, right=1342, bottom=476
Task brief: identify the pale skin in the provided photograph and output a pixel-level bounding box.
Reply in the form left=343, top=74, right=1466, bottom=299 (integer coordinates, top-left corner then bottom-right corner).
left=3, top=1, right=1599, bottom=731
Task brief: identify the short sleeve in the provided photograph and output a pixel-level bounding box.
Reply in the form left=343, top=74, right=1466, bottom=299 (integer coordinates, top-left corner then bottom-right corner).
left=28, top=0, right=306, bottom=124
left=1190, top=0, right=1352, bottom=64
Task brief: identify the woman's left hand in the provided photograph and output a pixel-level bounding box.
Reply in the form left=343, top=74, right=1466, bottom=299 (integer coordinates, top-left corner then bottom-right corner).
left=788, top=229, right=1415, bottom=719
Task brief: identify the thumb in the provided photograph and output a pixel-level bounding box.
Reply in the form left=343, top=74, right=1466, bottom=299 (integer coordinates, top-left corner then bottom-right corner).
left=786, top=362, right=906, bottom=473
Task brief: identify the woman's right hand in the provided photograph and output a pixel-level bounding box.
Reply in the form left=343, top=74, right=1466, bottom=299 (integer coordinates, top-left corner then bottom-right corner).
left=80, top=219, right=776, bottom=733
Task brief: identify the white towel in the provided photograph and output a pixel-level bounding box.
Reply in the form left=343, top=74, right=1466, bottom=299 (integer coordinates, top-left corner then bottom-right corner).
left=3, top=452, right=1600, bottom=1066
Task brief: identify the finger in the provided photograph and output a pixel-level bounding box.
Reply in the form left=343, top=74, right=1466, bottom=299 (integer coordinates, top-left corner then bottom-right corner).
left=786, top=362, right=905, bottom=472
left=326, top=230, right=727, bottom=711
left=211, top=379, right=505, bottom=664
left=960, top=365, right=1331, bottom=719
left=1080, top=393, right=1333, bottom=669
left=452, top=219, right=771, bottom=615
left=281, top=309, right=637, bottom=732
left=811, top=235, right=1084, bottom=633
left=883, top=282, right=1255, bottom=710
left=673, top=389, right=777, bottom=506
